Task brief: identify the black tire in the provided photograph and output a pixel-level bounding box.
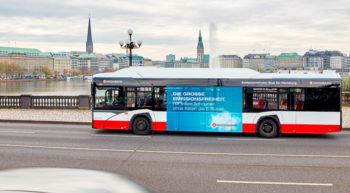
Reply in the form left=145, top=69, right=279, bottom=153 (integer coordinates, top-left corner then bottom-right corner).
left=258, top=118, right=279, bottom=138
left=132, top=116, right=151, bottom=135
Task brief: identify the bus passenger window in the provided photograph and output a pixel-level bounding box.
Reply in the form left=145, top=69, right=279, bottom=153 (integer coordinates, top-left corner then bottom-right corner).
left=154, top=87, right=167, bottom=111
left=252, top=88, right=277, bottom=111
left=126, top=88, right=136, bottom=108
left=136, top=87, right=153, bottom=109
left=278, top=89, right=288, bottom=110
left=303, top=88, right=340, bottom=111
left=294, top=88, right=304, bottom=111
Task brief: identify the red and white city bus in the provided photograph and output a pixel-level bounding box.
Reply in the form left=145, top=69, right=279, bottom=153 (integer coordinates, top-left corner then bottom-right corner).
left=91, top=67, right=342, bottom=137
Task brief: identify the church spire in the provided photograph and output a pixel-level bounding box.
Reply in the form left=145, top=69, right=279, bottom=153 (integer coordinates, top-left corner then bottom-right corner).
left=197, top=30, right=203, bottom=49
left=197, top=30, right=204, bottom=64
left=86, top=17, right=93, bottom=54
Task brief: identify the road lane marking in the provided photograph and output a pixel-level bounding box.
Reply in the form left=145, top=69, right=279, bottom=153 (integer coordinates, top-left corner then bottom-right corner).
left=217, top=138, right=286, bottom=141
left=0, top=144, right=134, bottom=153
left=1, top=143, right=350, bottom=159
left=90, top=134, right=151, bottom=138
left=135, top=150, right=350, bottom=159
left=0, top=131, right=35, bottom=134
left=217, top=180, right=333, bottom=187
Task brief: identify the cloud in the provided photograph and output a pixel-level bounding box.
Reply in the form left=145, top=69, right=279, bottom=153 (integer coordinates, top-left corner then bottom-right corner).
left=0, top=0, right=349, bottom=60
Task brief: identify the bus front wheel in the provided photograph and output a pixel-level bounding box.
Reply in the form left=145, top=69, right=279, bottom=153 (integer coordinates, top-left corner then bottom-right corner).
left=132, top=116, right=151, bottom=135
left=258, top=118, right=278, bottom=138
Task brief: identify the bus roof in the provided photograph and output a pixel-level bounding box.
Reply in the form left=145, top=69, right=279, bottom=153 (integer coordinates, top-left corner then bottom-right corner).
left=94, top=67, right=341, bottom=80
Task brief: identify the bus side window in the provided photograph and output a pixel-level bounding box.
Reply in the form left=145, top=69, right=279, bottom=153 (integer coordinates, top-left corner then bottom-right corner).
left=293, top=88, right=304, bottom=111
left=278, top=88, right=288, bottom=110
left=250, top=88, right=277, bottom=111
left=136, top=87, right=153, bottom=109
left=154, top=87, right=167, bottom=111
left=126, top=87, right=136, bottom=108
left=243, top=88, right=253, bottom=112
left=303, top=88, right=340, bottom=111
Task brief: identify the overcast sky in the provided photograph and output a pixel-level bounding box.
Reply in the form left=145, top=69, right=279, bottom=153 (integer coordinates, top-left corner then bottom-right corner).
left=0, top=0, right=349, bottom=60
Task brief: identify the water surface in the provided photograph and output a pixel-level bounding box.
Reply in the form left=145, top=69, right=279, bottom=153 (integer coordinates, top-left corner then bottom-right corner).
left=0, top=80, right=91, bottom=96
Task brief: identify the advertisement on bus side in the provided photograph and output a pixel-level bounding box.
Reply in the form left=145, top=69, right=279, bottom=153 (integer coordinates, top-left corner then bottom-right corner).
left=167, top=86, right=243, bottom=132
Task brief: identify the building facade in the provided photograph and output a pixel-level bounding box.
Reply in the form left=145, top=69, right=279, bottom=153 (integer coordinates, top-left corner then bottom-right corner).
left=330, top=55, right=343, bottom=69
left=243, top=54, right=269, bottom=69
left=303, top=50, right=324, bottom=70
left=0, top=47, right=54, bottom=75
left=275, top=53, right=303, bottom=69
left=52, top=52, right=71, bottom=75
left=264, top=55, right=276, bottom=70
left=218, top=55, right=242, bottom=68
left=127, top=55, right=145, bottom=66
left=96, top=53, right=113, bottom=72
left=174, top=57, right=200, bottom=68
left=165, top=54, right=175, bottom=68
left=144, top=58, right=153, bottom=66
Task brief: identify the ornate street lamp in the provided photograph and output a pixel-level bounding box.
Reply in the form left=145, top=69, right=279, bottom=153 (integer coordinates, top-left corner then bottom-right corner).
left=119, top=29, right=142, bottom=67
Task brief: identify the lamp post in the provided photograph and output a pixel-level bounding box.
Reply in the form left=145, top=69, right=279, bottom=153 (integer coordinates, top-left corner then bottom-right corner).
left=119, top=29, right=142, bottom=67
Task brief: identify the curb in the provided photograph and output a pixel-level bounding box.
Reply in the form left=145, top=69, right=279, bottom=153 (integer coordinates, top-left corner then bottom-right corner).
left=0, top=119, right=91, bottom=125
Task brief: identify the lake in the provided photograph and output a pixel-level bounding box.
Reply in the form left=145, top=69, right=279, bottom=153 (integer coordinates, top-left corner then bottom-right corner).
left=0, top=80, right=91, bottom=96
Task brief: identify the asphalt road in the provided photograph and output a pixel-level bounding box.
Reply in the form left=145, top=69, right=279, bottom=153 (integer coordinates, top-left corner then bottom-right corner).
left=0, top=122, right=350, bottom=193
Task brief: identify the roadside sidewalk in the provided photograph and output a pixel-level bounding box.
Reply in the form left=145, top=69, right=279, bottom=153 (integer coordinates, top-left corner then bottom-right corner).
left=343, top=107, right=350, bottom=129
left=0, top=108, right=349, bottom=129
left=0, top=109, right=91, bottom=124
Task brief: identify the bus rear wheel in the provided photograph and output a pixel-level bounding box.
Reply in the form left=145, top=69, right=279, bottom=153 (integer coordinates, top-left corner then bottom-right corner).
left=258, top=118, right=278, bottom=138
left=132, top=116, right=151, bottom=135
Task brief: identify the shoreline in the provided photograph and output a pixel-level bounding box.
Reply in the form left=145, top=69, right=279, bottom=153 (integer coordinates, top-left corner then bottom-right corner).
left=0, top=79, right=60, bottom=82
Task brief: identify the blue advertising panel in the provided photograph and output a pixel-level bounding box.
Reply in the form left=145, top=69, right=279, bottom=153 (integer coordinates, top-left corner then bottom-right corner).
left=167, top=87, right=243, bottom=133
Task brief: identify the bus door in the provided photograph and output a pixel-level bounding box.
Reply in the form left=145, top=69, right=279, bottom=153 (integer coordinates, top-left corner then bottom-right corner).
left=278, top=88, right=296, bottom=133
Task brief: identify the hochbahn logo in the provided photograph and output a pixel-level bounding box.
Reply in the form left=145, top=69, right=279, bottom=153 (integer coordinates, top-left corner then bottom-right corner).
left=102, top=80, right=123, bottom=84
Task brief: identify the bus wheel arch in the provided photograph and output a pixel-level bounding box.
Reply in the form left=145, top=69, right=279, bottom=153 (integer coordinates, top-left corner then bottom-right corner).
left=256, top=115, right=280, bottom=138
left=130, top=113, right=153, bottom=135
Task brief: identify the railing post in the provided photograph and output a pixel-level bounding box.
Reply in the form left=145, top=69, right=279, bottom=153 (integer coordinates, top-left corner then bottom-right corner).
left=78, top=95, right=90, bottom=110
left=20, top=95, right=32, bottom=108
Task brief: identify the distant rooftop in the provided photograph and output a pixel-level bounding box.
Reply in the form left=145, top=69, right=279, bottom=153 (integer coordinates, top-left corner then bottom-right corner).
left=265, top=55, right=276, bottom=59
left=0, top=47, right=51, bottom=57
left=77, top=53, right=96, bottom=59
left=278, top=53, right=302, bottom=59
left=244, top=53, right=269, bottom=59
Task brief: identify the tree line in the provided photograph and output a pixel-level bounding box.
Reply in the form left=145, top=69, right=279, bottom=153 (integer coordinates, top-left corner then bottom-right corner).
left=0, top=61, right=53, bottom=79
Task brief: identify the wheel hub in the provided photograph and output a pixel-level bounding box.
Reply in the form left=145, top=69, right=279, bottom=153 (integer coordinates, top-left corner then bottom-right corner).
left=137, top=121, right=146, bottom=131
left=263, top=123, right=273, bottom=133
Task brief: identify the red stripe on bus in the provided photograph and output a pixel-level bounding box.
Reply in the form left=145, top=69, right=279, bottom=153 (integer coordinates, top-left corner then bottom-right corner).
left=104, top=120, right=130, bottom=130
left=281, top=124, right=341, bottom=134
left=93, top=120, right=167, bottom=131
left=94, top=120, right=340, bottom=134
left=153, top=122, right=167, bottom=131
left=93, top=120, right=130, bottom=130
left=242, top=123, right=256, bottom=133
left=93, top=120, right=105, bottom=129
left=241, top=123, right=340, bottom=134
